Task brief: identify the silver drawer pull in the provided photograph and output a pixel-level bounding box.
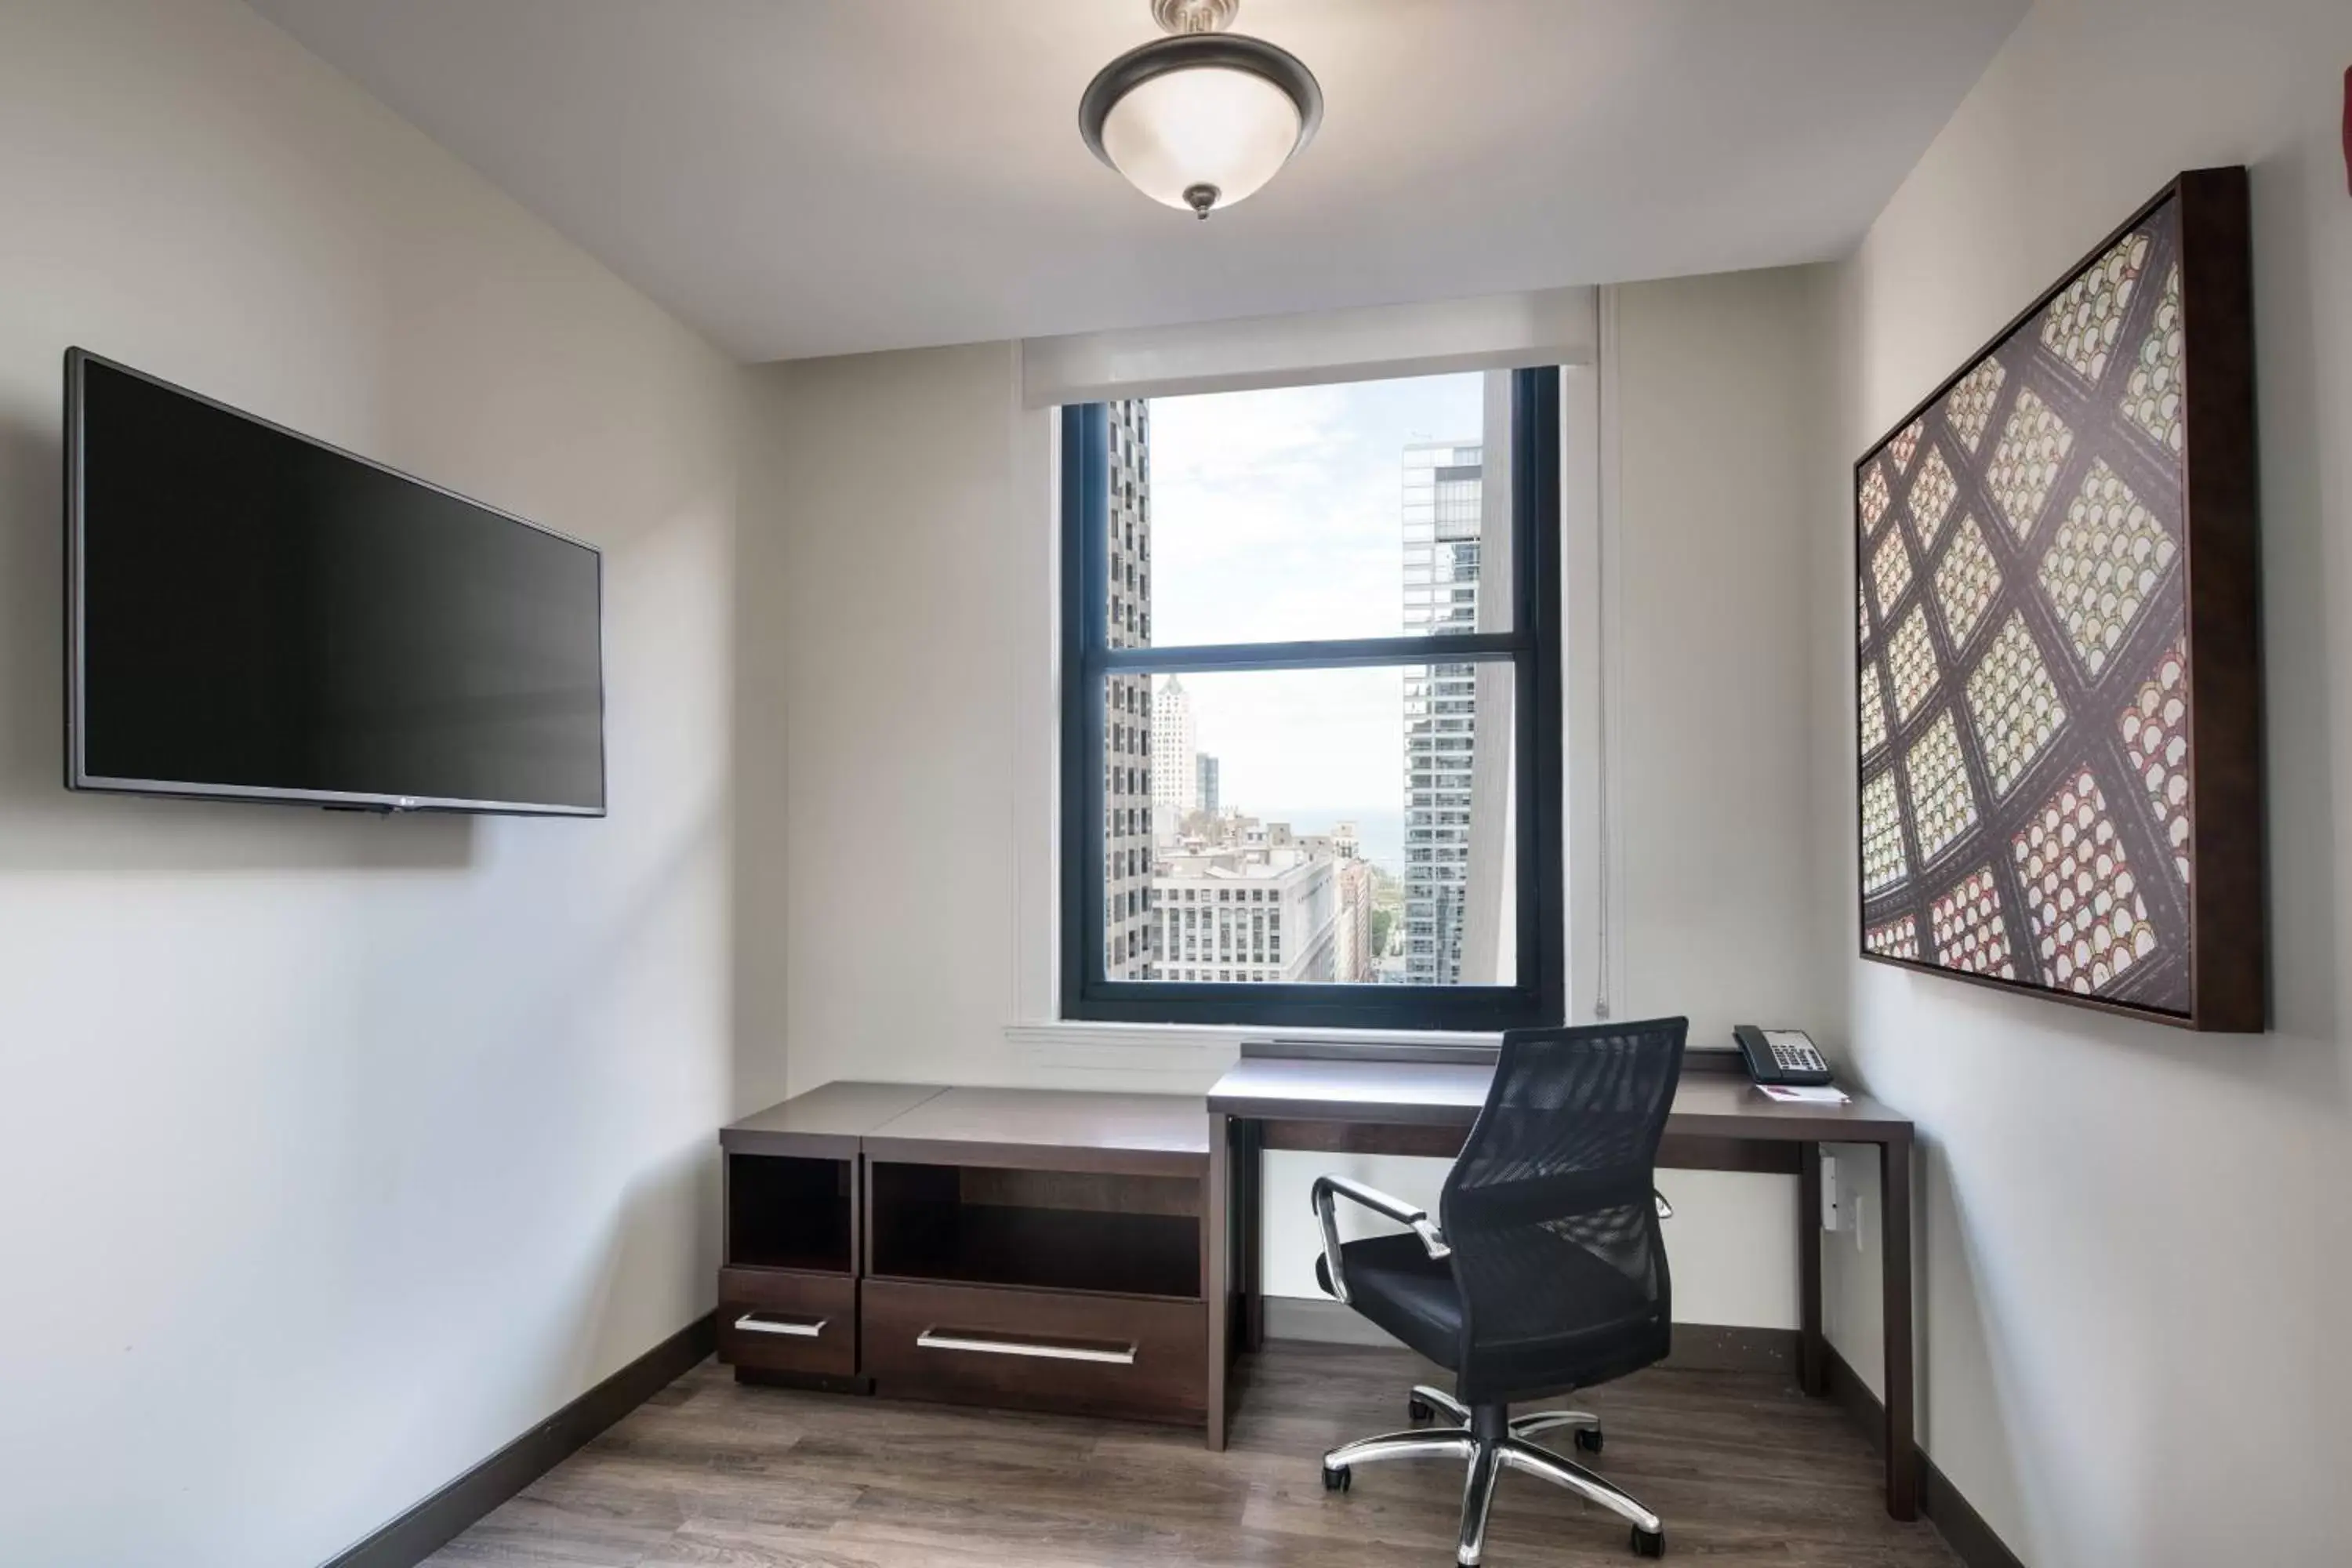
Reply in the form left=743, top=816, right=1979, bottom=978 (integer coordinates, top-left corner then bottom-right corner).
left=734, top=1312, right=826, bottom=1338
left=916, top=1329, right=1137, bottom=1365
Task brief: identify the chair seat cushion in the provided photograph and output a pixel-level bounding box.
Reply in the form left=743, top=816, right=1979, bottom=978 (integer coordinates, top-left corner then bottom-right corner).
left=1316, top=1233, right=1461, bottom=1367
left=1316, top=1231, right=1671, bottom=1400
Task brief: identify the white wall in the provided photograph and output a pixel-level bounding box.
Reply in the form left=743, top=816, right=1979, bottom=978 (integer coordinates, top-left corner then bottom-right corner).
left=1813, top=3, right=2352, bottom=1564
left=743, top=265, right=1834, bottom=1334
left=1605, top=269, right=1835, bottom=1046
left=0, top=4, right=745, bottom=1565
left=744, top=341, right=1040, bottom=1095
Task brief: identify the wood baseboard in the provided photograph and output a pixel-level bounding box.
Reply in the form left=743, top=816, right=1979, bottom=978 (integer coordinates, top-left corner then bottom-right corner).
left=318, top=1312, right=716, bottom=1568
left=1261, top=1294, right=1399, bottom=1347
left=1822, top=1344, right=2026, bottom=1568
left=1820, top=1337, right=1884, bottom=1436
left=1664, top=1322, right=1799, bottom=1374
left=1260, top=1295, right=1798, bottom=1373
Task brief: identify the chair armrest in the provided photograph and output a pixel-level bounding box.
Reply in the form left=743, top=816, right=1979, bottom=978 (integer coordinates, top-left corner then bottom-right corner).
left=1311, top=1174, right=1450, bottom=1306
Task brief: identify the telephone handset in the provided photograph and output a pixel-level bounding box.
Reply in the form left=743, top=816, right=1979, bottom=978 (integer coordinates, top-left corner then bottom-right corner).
left=1733, top=1025, right=1834, bottom=1087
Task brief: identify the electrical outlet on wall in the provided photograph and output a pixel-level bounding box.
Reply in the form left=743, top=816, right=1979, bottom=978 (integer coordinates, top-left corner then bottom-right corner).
left=1820, top=1152, right=1842, bottom=1231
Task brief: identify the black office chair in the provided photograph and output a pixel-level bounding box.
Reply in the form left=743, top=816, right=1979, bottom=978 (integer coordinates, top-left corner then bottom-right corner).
left=1312, top=1017, right=1688, bottom=1563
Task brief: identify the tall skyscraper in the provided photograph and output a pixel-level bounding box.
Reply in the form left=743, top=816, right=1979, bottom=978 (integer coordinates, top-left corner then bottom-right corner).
left=1152, top=674, right=1196, bottom=826
left=1195, top=753, right=1219, bottom=818
left=1105, top=399, right=1154, bottom=978
left=1402, top=438, right=1483, bottom=985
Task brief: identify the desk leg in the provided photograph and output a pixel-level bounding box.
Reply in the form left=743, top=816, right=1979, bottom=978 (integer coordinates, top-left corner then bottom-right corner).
left=1207, top=1112, right=1229, bottom=1452
left=1798, top=1142, right=1826, bottom=1397
left=1240, top=1118, right=1265, bottom=1352
left=1881, top=1134, right=1918, bottom=1519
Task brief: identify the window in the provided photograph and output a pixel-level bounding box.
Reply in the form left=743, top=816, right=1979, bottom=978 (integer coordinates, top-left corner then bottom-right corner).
left=1061, top=368, right=1563, bottom=1029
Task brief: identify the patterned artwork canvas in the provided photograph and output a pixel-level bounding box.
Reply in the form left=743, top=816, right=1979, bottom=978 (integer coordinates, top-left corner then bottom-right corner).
left=1853, top=172, right=2265, bottom=1030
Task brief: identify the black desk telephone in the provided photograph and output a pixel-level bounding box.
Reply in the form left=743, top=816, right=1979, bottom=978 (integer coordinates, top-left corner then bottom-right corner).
left=1733, top=1025, right=1834, bottom=1087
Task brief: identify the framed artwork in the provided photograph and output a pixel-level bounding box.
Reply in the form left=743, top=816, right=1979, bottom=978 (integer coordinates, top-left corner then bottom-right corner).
left=1853, top=167, right=2263, bottom=1031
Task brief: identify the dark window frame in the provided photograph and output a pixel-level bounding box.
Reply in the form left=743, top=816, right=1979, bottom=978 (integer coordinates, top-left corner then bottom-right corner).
left=1060, top=366, right=1565, bottom=1031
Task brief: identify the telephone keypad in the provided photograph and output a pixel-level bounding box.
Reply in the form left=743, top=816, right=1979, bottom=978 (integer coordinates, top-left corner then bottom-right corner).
left=1764, top=1031, right=1826, bottom=1075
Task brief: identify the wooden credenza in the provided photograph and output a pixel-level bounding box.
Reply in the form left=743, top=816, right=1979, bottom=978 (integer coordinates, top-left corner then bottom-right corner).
left=717, top=1082, right=1211, bottom=1428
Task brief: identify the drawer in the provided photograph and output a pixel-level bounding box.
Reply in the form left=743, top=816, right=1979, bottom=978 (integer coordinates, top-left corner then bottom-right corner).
left=861, top=1278, right=1205, bottom=1426
left=717, top=1268, right=856, bottom=1377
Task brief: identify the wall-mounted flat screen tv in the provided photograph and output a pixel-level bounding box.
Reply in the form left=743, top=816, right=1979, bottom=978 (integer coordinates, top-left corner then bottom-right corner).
left=65, top=349, right=605, bottom=816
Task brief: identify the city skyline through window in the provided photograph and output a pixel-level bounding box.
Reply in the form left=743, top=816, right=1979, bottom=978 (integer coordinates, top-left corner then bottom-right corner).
left=1146, top=376, right=1487, bottom=904
left=1062, top=368, right=1563, bottom=1028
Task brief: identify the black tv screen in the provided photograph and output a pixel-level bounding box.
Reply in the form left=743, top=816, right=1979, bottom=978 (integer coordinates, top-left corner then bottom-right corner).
left=66, top=350, right=604, bottom=815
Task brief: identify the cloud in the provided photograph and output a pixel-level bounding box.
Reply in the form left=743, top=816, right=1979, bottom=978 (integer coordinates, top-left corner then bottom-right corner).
left=1138, top=369, right=1485, bottom=815
left=1171, top=666, right=1405, bottom=815
left=1148, top=374, right=1484, bottom=648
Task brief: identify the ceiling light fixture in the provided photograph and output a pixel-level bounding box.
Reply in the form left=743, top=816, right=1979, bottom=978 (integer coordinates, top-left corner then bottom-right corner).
left=1078, top=0, right=1323, bottom=220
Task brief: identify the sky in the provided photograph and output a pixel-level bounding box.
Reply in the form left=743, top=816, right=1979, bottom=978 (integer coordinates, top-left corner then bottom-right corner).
left=1145, top=372, right=1484, bottom=856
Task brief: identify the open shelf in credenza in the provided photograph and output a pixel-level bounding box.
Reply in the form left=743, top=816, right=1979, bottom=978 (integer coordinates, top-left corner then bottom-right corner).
left=866, top=1160, right=1202, bottom=1301
left=724, top=1152, right=855, bottom=1275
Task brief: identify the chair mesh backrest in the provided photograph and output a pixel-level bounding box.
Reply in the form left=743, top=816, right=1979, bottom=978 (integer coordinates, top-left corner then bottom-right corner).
left=1439, top=1018, right=1688, bottom=1360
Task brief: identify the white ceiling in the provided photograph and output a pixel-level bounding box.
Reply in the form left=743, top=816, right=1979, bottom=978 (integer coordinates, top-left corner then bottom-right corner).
left=249, top=0, right=2025, bottom=364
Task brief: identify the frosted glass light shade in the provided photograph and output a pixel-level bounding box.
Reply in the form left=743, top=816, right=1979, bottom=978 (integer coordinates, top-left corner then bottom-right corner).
left=1079, top=32, right=1323, bottom=219
left=1099, top=65, right=1302, bottom=213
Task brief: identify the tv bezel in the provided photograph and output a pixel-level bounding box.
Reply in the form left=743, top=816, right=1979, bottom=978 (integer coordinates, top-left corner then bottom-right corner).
left=64, top=347, right=608, bottom=818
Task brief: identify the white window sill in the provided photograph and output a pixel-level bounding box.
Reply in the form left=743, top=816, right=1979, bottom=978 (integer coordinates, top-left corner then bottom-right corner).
left=1002, top=1020, right=1505, bottom=1090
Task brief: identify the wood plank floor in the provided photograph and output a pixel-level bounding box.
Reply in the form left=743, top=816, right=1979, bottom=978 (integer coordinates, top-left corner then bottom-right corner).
left=425, top=1342, right=1959, bottom=1566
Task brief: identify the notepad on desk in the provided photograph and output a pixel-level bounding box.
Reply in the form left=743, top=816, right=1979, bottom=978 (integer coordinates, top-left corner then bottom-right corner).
left=1756, top=1083, right=1850, bottom=1105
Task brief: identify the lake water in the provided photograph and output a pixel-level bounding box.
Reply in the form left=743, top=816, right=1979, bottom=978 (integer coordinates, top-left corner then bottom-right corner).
left=1248, top=804, right=1406, bottom=880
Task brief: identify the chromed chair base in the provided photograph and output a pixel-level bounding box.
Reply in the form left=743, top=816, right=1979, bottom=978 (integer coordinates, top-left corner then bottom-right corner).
left=1324, top=1400, right=1661, bottom=1566
left=1410, top=1385, right=1602, bottom=1444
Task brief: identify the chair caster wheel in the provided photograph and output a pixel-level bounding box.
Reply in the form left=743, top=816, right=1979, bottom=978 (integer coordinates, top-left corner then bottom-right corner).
left=1321, top=1465, right=1351, bottom=1493
left=1574, top=1426, right=1604, bottom=1455
left=1407, top=1396, right=1433, bottom=1423
left=1631, top=1525, right=1664, bottom=1558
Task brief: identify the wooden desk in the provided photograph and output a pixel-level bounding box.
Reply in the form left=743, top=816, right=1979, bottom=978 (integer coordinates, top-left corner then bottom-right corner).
left=1204, top=1051, right=1919, bottom=1520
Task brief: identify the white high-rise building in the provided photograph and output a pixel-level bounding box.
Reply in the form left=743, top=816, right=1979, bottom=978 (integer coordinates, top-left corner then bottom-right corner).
left=1153, top=840, right=1338, bottom=985
left=1402, top=438, right=1483, bottom=985
left=1152, top=675, right=1197, bottom=825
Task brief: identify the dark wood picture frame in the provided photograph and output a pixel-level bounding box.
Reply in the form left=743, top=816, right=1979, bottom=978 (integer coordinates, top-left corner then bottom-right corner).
left=1853, top=167, right=2263, bottom=1032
